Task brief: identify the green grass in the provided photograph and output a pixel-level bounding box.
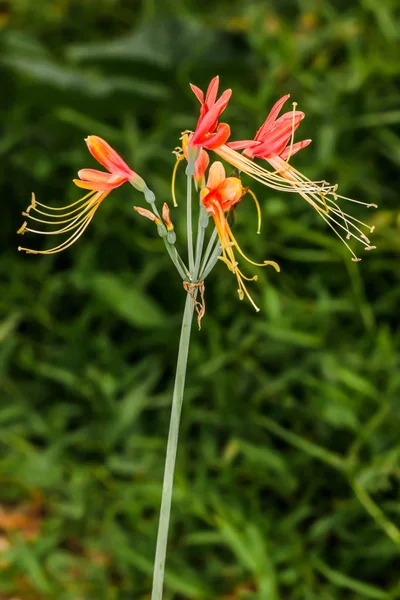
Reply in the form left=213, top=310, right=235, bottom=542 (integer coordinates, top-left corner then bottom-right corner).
left=0, top=0, right=399, bottom=598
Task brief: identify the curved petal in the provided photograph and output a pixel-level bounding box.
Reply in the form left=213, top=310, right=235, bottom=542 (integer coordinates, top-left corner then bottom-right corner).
left=273, top=111, right=304, bottom=128
left=194, top=149, right=210, bottom=188
left=77, top=168, right=113, bottom=183
left=205, top=76, right=219, bottom=107
left=74, top=173, right=126, bottom=191
left=207, top=161, right=226, bottom=189
left=192, top=90, right=232, bottom=144
left=280, top=138, right=312, bottom=160
left=228, top=140, right=261, bottom=151
left=200, top=187, right=211, bottom=206
left=255, top=94, right=290, bottom=140
left=201, top=123, right=231, bottom=150
left=85, top=136, right=134, bottom=178
left=190, top=84, right=205, bottom=105
left=218, top=177, right=243, bottom=204
left=252, top=118, right=304, bottom=157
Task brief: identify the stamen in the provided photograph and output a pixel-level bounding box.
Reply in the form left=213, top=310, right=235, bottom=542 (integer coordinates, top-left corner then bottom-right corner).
left=17, top=221, right=27, bottom=235
left=215, top=145, right=336, bottom=195
left=314, top=206, right=362, bottom=261
left=22, top=196, right=98, bottom=227
left=26, top=194, right=98, bottom=219
left=236, top=267, right=258, bottom=282
left=34, top=190, right=95, bottom=211
left=21, top=195, right=102, bottom=236
left=17, top=191, right=107, bottom=254
left=263, top=155, right=376, bottom=256
left=335, top=194, right=378, bottom=209
left=245, top=188, right=262, bottom=234
left=171, top=154, right=184, bottom=207
left=19, top=210, right=97, bottom=255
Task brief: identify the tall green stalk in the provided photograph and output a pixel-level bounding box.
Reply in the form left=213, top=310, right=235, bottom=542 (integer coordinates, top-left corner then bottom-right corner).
left=151, top=171, right=209, bottom=599
left=151, top=293, right=195, bottom=600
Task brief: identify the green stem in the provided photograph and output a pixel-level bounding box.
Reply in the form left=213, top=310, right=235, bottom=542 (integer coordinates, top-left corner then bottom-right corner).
left=186, top=175, right=194, bottom=277
left=163, top=239, right=190, bottom=281
left=200, top=237, right=221, bottom=280
left=151, top=294, right=195, bottom=600
left=193, top=206, right=208, bottom=281
left=199, top=227, right=218, bottom=277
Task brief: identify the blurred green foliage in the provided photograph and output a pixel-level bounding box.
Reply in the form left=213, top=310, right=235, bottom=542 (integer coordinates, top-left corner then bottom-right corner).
left=0, top=0, right=400, bottom=598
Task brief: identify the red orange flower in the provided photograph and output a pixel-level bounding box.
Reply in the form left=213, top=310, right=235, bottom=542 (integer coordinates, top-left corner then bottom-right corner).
left=201, top=162, right=279, bottom=310
left=228, top=95, right=311, bottom=161
left=75, top=136, right=146, bottom=192
left=190, top=76, right=232, bottom=150
left=214, top=95, right=376, bottom=262
left=201, top=162, right=243, bottom=213
left=18, top=136, right=146, bottom=254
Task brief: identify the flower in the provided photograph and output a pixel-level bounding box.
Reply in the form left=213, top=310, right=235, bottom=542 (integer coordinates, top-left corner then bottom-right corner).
left=201, top=162, right=280, bottom=311
left=189, top=76, right=232, bottom=150
left=76, top=136, right=146, bottom=192
left=228, top=95, right=311, bottom=161
left=214, top=97, right=377, bottom=262
left=18, top=136, right=145, bottom=255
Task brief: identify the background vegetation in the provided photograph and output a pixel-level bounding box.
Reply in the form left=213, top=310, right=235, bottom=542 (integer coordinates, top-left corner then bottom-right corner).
left=1, top=0, right=399, bottom=598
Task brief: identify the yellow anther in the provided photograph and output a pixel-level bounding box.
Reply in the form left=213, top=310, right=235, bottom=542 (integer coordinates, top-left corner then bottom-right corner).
left=17, top=221, right=27, bottom=235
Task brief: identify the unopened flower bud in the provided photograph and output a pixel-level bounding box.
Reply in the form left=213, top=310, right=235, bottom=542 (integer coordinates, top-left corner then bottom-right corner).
left=162, top=203, right=174, bottom=232
left=194, top=149, right=209, bottom=191
left=133, top=206, right=160, bottom=224
left=162, top=202, right=176, bottom=244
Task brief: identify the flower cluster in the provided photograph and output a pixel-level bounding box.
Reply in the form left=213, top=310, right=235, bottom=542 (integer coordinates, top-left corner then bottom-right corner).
left=18, top=76, right=377, bottom=311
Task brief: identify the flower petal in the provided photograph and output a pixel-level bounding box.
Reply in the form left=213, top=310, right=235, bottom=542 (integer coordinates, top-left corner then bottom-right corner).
left=228, top=140, right=261, bottom=151
left=255, top=94, right=290, bottom=140
left=190, top=84, right=205, bottom=105
left=205, top=75, right=219, bottom=107
left=74, top=172, right=127, bottom=191
left=192, top=89, right=232, bottom=144
left=280, top=139, right=312, bottom=160
left=85, top=136, right=134, bottom=178
left=77, top=168, right=114, bottom=183
left=201, top=123, right=231, bottom=150
left=218, top=177, right=243, bottom=204
left=207, top=161, right=226, bottom=189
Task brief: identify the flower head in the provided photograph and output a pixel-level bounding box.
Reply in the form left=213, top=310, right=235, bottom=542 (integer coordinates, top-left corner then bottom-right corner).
left=18, top=137, right=145, bottom=255
left=228, top=95, right=311, bottom=161
left=190, top=76, right=232, bottom=150
left=213, top=95, right=376, bottom=262
left=201, top=162, right=280, bottom=311
left=75, top=136, right=146, bottom=192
